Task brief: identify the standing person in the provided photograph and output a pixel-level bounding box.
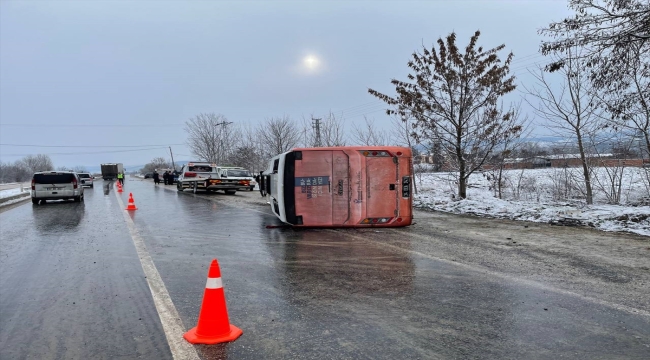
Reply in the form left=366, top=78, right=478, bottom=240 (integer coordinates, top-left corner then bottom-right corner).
left=153, top=170, right=160, bottom=185
left=117, top=172, right=124, bottom=185
left=163, top=171, right=169, bottom=185
left=169, top=170, right=177, bottom=185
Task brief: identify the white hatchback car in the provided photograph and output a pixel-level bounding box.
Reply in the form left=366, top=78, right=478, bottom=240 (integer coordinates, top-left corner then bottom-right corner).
left=31, top=171, right=85, bottom=204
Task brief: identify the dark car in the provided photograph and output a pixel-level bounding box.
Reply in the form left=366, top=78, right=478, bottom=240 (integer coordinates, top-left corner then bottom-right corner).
left=144, top=173, right=153, bottom=179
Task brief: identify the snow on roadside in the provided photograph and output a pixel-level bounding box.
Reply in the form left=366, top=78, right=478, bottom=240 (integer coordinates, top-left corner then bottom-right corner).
left=0, top=188, right=29, bottom=199
left=0, top=195, right=30, bottom=207
left=413, top=167, right=650, bottom=237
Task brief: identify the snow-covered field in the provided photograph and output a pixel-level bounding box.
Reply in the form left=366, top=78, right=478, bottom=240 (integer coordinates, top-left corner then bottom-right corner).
left=413, top=166, right=650, bottom=237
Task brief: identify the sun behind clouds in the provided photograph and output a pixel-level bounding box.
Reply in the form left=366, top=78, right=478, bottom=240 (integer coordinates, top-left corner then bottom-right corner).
left=299, top=53, right=323, bottom=74
left=304, top=55, right=319, bottom=69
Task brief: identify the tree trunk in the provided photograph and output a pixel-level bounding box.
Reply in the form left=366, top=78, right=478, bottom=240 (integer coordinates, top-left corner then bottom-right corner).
left=497, top=165, right=504, bottom=199
left=458, top=160, right=467, bottom=199
left=457, top=150, right=467, bottom=199
left=576, top=133, right=593, bottom=204
left=458, top=174, right=467, bottom=199
left=410, top=158, right=418, bottom=195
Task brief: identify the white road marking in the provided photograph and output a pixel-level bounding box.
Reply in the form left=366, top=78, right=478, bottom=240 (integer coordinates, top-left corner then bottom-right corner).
left=115, top=193, right=200, bottom=360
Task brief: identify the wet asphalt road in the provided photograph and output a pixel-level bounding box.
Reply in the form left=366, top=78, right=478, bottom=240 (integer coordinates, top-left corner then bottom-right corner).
left=1, top=177, right=649, bottom=360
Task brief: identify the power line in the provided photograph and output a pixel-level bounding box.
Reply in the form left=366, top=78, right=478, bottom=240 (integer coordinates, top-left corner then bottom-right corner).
left=1, top=147, right=170, bottom=156
left=340, top=103, right=387, bottom=115
left=0, top=143, right=186, bottom=148
left=341, top=104, right=388, bottom=119
left=511, top=53, right=546, bottom=64
left=0, top=123, right=184, bottom=128
left=343, top=108, right=387, bottom=120
left=336, top=101, right=385, bottom=113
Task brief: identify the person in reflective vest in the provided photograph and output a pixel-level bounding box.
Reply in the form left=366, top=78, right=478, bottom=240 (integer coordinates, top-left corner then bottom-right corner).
left=117, top=172, right=124, bottom=185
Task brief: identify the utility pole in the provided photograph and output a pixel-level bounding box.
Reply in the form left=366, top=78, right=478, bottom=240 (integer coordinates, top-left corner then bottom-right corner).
left=312, top=117, right=322, bottom=147
left=169, top=146, right=176, bottom=170
left=214, top=121, right=233, bottom=165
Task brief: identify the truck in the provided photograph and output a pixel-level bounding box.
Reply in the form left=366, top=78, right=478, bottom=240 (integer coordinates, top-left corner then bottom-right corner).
left=100, top=163, right=124, bottom=180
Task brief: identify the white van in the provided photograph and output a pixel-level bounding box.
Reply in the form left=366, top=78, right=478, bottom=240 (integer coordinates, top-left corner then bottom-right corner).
left=31, top=171, right=85, bottom=204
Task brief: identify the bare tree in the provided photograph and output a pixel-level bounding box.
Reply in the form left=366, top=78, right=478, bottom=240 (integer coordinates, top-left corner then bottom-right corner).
left=0, top=154, right=54, bottom=182
left=141, top=157, right=171, bottom=173
left=591, top=132, right=637, bottom=204
left=185, top=113, right=240, bottom=164
left=524, top=49, right=604, bottom=204
left=20, top=154, right=54, bottom=173
left=484, top=105, right=532, bottom=199
left=301, top=112, right=347, bottom=147
left=321, top=112, right=347, bottom=147
left=73, top=166, right=88, bottom=173
left=369, top=30, right=522, bottom=199
left=350, top=116, right=392, bottom=146
left=599, top=42, right=650, bottom=158
left=226, top=122, right=268, bottom=173
left=226, top=146, right=258, bottom=170
left=259, top=116, right=301, bottom=157
left=0, top=162, right=11, bottom=183
left=540, top=1, right=649, bottom=77
left=0, top=161, right=31, bottom=182
left=223, top=123, right=243, bottom=165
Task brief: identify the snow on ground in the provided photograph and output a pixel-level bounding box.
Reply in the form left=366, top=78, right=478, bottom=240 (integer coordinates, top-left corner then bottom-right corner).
left=413, top=166, right=650, bottom=237
left=0, top=195, right=30, bottom=207
left=0, top=188, right=29, bottom=199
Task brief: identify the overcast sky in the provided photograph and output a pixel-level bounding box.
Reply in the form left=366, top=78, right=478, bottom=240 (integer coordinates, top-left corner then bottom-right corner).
left=0, top=0, right=572, bottom=168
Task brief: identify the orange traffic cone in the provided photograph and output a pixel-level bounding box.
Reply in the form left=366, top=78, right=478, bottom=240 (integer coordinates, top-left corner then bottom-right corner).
left=125, top=193, right=138, bottom=210
left=184, top=259, right=242, bottom=344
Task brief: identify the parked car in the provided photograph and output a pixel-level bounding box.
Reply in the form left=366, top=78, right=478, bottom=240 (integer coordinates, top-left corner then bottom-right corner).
left=177, top=162, right=249, bottom=194
left=144, top=173, right=153, bottom=179
left=77, top=173, right=94, bottom=188
left=31, top=171, right=85, bottom=204
left=221, top=167, right=256, bottom=191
